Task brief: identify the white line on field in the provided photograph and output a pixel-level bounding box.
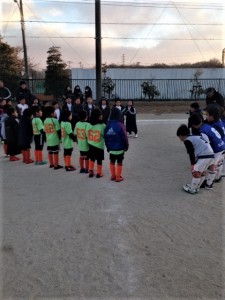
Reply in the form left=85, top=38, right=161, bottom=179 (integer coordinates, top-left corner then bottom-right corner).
left=137, top=119, right=186, bottom=123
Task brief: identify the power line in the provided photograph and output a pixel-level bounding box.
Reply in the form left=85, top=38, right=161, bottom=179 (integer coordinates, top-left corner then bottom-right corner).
left=1, top=20, right=224, bottom=26
left=3, top=36, right=223, bottom=40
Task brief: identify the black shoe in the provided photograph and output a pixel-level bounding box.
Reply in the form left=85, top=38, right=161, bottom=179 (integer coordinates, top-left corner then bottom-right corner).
left=205, top=183, right=213, bottom=190
left=49, top=164, right=54, bottom=168
left=80, top=168, right=85, bottom=173
left=89, top=171, right=94, bottom=178
left=213, top=177, right=222, bottom=183
left=54, top=165, right=63, bottom=170
left=85, top=169, right=89, bottom=173
left=200, top=179, right=207, bottom=189
left=66, top=166, right=75, bottom=171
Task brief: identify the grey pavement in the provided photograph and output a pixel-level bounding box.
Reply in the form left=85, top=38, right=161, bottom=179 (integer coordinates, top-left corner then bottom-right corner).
left=0, top=113, right=224, bottom=300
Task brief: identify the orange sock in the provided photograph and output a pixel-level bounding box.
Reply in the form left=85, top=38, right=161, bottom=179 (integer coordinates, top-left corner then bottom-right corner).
left=89, top=160, right=94, bottom=172
left=116, top=164, right=123, bottom=181
left=53, top=153, right=59, bottom=167
left=109, top=162, right=116, bottom=180
left=79, top=157, right=84, bottom=169
left=38, top=150, right=43, bottom=162
left=3, top=144, right=7, bottom=155
left=34, top=150, right=38, bottom=162
left=85, top=158, right=89, bottom=170
left=26, top=149, right=34, bottom=164
left=96, top=164, right=103, bottom=177
left=48, top=153, right=54, bottom=166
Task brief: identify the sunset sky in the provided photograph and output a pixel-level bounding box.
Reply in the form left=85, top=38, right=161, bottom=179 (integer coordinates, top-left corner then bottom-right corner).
left=1, top=0, right=225, bottom=70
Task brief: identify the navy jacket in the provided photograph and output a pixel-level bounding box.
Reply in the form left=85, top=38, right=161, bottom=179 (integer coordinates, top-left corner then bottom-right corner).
left=104, top=120, right=129, bottom=152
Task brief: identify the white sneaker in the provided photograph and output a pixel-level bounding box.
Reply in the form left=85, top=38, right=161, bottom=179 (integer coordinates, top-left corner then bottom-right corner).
left=186, top=183, right=200, bottom=192
left=183, top=185, right=198, bottom=194
left=134, top=134, right=138, bottom=138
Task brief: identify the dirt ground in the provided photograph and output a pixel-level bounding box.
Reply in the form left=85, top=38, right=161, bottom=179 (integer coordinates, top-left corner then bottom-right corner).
left=0, top=113, right=224, bottom=300
left=133, top=100, right=205, bottom=114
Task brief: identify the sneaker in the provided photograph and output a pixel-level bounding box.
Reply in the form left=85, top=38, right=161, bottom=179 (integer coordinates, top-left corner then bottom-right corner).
left=80, top=168, right=85, bottom=173
left=205, top=183, right=213, bottom=190
left=49, top=164, right=54, bottom=168
left=182, top=185, right=198, bottom=194
left=213, top=177, right=222, bottom=183
left=115, top=176, right=124, bottom=182
left=186, top=183, right=199, bottom=193
left=26, top=159, right=34, bottom=164
left=96, top=173, right=103, bottom=178
left=36, top=161, right=47, bottom=165
left=85, top=169, right=89, bottom=173
left=65, top=166, right=75, bottom=171
left=111, top=176, right=116, bottom=181
left=134, top=134, right=138, bottom=138
left=54, top=165, right=63, bottom=170
left=89, top=171, right=94, bottom=178
left=9, top=156, right=20, bottom=161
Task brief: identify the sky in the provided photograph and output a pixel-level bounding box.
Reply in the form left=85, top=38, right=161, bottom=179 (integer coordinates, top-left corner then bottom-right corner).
left=1, top=0, right=225, bottom=70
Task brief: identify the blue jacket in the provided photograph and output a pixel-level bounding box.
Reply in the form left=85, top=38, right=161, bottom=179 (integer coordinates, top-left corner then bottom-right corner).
left=104, top=120, right=129, bottom=152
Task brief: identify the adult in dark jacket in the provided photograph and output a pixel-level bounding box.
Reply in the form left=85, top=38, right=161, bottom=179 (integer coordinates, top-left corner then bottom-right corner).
left=16, top=80, right=37, bottom=107
left=84, top=86, right=92, bottom=102
left=0, top=80, right=11, bottom=100
left=99, top=96, right=110, bottom=125
left=5, top=107, right=21, bottom=161
left=104, top=107, right=129, bottom=182
left=62, top=85, right=74, bottom=104
left=19, top=108, right=34, bottom=163
left=74, top=85, right=83, bottom=103
left=204, top=87, right=224, bottom=110
left=72, top=97, right=83, bottom=129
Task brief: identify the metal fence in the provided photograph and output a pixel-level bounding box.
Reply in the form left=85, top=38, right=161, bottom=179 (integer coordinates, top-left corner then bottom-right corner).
left=3, top=77, right=225, bottom=101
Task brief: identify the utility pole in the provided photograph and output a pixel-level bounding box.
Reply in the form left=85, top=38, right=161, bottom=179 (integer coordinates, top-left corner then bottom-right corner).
left=222, top=48, right=225, bottom=68
left=14, top=0, right=29, bottom=83
left=95, top=0, right=102, bottom=102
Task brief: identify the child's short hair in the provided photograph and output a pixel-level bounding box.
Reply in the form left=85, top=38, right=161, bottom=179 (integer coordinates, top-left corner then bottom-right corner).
left=32, top=106, right=42, bottom=115
left=7, top=107, right=16, bottom=116
left=90, top=108, right=102, bottom=125
left=2, top=104, right=11, bottom=113
left=44, top=106, right=55, bottom=117
left=205, top=104, right=222, bottom=121
left=188, top=113, right=202, bottom=126
left=109, top=107, right=122, bottom=121
left=60, top=109, right=72, bottom=122
left=177, top=124, right=190, bottom=136
left=52, top=101, right=58, bottom=106
left=190, top=102, right=199, bottom=110
left=78, top=110, right=87, bottom=121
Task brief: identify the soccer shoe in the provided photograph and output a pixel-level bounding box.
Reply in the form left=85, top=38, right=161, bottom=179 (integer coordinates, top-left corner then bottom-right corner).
left=37, top=161, right=47, bottom=165
left=85, top=169, right=89, bottom=173
left=182, top=185, right=198, bottom=194
left=185, top=183, right=200, bottom=193
left=96, top=173, right=103, bottom=178
left=80, top=168, right=85, bottom=173
left=111, top=176, right=116, bottom=181
left=213, top=177, right=222, bottom=183
left=89, top=171, right=95, bottom=178
left=25, top=159, right=34, bottom=164
left=115, top=176, right=124, bottom=182
left=65, top=166, right=75, bottom=172
left=134, top=134, right=138, bottom=138
left=205, top=183, right=213, bottom=190
left=49, top=164, right=54, bottom=168
left=9, top=156, right=20, bottom=161
left=54, top=165, right=63, bottom=170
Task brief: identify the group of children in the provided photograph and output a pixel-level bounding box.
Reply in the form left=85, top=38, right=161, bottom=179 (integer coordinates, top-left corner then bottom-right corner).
left=177, top=101, right=225, bottom=194
left=0, top=97, right=136, bottom=182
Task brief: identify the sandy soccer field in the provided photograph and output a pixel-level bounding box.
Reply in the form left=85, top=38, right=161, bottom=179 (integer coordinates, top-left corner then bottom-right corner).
left=0, top=113, right=224, bottom=300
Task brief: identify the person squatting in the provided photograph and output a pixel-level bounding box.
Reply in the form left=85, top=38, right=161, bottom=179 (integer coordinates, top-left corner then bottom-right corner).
left=177, top=103, right=225, bottom=194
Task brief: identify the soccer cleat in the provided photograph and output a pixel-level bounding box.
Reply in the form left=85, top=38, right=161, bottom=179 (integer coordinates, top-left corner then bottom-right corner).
left=49, top=164, right=54, bottom=168
left=182, top=185, right=198, bottom=194
left=205, top=183, right=213, bottom=190
left=134, top=134, right=138, bottom=138
left=85, top=169, right=89, bottom=173
left=9, top=156, right=20, bottom=161
left=89, top=171, right=95, bottom=178
left=111, top=176, right=116, bottom=181
left=186, top=183, right=199, bottom=193
left=96, top=173, right=103, bottom=178
left=213, top=177, right=222, bottom=183
left=54, top=165, right=63, bottom=170
left=36, top=161, right=47, bottom=165
left=65, top=166, right=75, bottom=171
left=80, top=168, right=85, bottom=173
left=25, top=159, right=34, bottom=164
left=115, top=176, right=124, bottom=182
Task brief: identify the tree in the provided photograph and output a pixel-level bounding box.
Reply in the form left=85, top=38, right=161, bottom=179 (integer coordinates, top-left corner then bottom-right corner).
left=44, top=46, right=70, bottom=99
left=0, top=36, right=23, bottom=95
left=141, top=81, right=160, bottom=100
left=102, top=77, right=115, bottom=99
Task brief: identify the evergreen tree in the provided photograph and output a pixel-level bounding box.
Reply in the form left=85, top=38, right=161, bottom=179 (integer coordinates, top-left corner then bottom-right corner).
left=0, top=36, right=23, bottom=95
left=44, top=46, right=70, bottom=99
